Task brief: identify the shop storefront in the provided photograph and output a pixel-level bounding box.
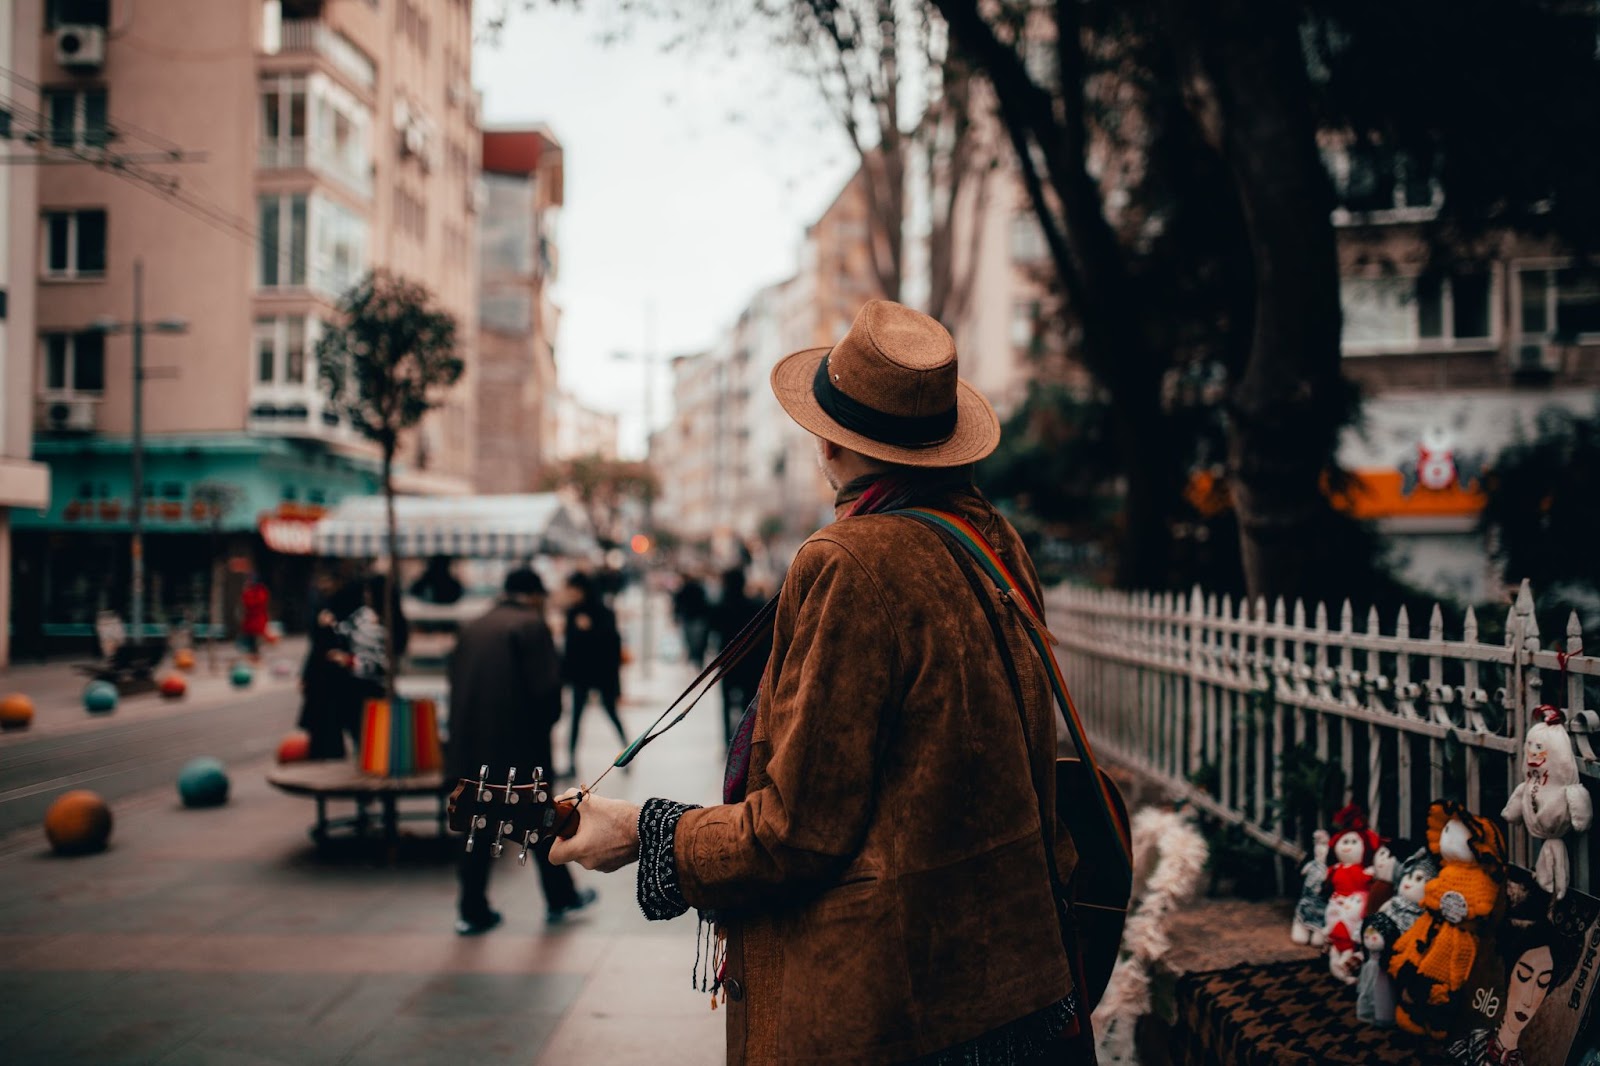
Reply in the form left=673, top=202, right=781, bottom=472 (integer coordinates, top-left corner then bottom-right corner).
left=9, top=434, right=379, bottom=654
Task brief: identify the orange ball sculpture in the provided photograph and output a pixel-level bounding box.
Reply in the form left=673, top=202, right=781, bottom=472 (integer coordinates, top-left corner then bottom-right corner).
left=276, top=731, right=311, bottom=764
left=0, top=693, right=34, bottom=731
left=44, top=790, right=112, bottom=855
left=158, top=673, right=188, bottom=699
left=173, top=648, right=196, bottom=671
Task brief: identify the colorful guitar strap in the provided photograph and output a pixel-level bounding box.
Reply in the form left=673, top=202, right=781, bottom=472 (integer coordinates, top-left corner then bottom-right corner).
left=895, top=507, right=1133, bottom=873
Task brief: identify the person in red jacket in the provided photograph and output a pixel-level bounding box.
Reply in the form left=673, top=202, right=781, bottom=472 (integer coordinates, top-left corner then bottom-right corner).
left=239, top=577, right=270, bottom=661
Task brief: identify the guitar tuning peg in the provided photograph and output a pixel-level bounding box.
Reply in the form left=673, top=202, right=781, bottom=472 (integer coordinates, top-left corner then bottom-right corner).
left=476, top=764, right=491, bottom=803
left=518, top=829, right=533, bottom=865
left=466, top=812, right=487, bottom=853
left=491, top=818, right=513, bottom=858
left=505, top=766, right=519, bottom=805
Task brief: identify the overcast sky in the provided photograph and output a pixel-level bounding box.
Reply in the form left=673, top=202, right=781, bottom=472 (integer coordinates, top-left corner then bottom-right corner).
left=473, top=4, right=857, bottom=456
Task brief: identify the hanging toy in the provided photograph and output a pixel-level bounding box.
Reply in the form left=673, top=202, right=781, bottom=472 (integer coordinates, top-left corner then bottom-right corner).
left=1387, top=801, right=1507, bottom=1039
left=1291, top=829, right=1331, bottom=946
left=1503, top=705, right=1593, bottom=899
left=1324, top=804, right=1382, bottom=985
left=1357, top=846, right=1438, bottom=1028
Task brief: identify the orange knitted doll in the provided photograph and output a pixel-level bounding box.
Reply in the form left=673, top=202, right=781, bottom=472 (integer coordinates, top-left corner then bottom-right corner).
left=1387, top=800, right=1507, bottom=1039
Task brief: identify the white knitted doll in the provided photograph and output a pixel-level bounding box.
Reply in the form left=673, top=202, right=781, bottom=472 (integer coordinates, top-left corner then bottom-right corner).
left=1503, top=706, right=1594, bottom=899
left=1292, top=829, right=1331, bottom=946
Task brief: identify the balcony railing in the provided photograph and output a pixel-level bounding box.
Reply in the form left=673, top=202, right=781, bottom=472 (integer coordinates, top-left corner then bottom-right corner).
left=278, top=19, right=375, bottom=91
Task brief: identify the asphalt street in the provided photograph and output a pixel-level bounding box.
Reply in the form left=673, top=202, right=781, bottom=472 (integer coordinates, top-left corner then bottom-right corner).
left=0, top=686, right=299, bottom=838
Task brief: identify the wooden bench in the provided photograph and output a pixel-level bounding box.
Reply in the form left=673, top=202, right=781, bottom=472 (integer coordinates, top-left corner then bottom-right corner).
left=266, top=761, right=451, bottom=853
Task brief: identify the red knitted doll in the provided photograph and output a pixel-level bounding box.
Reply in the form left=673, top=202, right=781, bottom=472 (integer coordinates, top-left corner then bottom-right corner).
left=1324, top=804, right=1382, bottom=984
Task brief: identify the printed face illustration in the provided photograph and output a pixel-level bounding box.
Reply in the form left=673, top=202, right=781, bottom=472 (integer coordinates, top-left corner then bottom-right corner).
left=1398, top=866, right=1430, bottom=904
left=1505, top=945, right=1556, bottom=1036
left=1440, top=818, right=1472, bottom=863
left=1527, top=735, right=1549, bottom=773
left=1333, top=830, right=1365, bottom=865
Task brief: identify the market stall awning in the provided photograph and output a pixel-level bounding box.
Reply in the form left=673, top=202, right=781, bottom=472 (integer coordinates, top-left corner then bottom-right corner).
left=313, top=493, right=593, bottom=558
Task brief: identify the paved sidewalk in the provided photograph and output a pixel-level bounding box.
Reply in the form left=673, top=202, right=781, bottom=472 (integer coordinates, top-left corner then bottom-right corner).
left=0, top=657, right=728, bottom=1065
left=0, top=640, right=305, bottom=742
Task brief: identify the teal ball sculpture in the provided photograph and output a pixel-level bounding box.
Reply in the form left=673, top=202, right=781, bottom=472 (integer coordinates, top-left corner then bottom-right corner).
left=83, top=680, right=118, bottom=714
left=177, top=757, right=229, bottom=808
left=229, top=663, right=254, bottom=688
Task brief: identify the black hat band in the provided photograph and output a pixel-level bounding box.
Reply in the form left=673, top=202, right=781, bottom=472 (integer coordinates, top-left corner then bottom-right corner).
left=812, top=354, right=957, bottom=448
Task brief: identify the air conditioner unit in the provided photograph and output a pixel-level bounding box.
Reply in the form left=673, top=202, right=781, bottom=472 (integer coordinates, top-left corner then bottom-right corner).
left=1513, top=341, right=1561, bottom=374
left=37, top=397, right=98, bottom=433
left=55, top=25, right=106, bottom=70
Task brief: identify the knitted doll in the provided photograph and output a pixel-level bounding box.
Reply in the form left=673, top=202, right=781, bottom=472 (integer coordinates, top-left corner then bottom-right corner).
left=1366, top=842, right=1400, bottom=916
left=1388, top=801, right=1507, bottom=1039
left=1503, top=706, right=1594, bottom=899
left=1357, top=846, right=1438, bottom=1028
left=1292, top=829, right=1331, bottom=946
left=1325, top=804, right=1382, bottom=984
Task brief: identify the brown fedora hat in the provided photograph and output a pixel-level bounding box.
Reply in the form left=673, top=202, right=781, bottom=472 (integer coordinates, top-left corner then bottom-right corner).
left=770, top=300, right=1001, bottom=468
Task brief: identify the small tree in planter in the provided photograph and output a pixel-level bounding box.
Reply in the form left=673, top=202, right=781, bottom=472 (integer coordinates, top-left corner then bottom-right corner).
left=317, top=270, right=463, bottom=700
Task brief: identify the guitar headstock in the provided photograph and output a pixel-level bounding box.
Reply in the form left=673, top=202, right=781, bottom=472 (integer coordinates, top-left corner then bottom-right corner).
left=445, top=765, right=580, bottom=863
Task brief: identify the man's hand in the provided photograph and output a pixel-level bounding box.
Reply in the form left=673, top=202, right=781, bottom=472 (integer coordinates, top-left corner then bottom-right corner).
left=547, top=789, right=642, bottom=873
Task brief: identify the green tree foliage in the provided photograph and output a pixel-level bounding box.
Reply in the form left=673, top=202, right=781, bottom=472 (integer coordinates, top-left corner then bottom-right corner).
left=317, top=271, right=464, bottom=698
left=540, top=455, right=659, bottom=551
left=1481, top=406, right=1600, bottom=597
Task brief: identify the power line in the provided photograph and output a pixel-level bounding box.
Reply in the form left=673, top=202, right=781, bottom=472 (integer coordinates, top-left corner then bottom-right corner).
left=0, top=61, right=186, bottom=156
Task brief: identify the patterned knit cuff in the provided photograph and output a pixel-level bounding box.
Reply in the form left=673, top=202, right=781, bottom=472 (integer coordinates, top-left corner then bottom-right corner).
left=636, top=797, right=701, bottom=921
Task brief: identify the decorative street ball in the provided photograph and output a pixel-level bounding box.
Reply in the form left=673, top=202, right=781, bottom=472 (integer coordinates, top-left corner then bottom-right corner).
left=229, top=663, right=254, bottom=688
left=158, top=673, right=188, bottom=700
left=177, top=757, right=230, bottom=808
left=83, top=681, right=118, bottom=714
left=173, top=648, right=196, bottom=671
left=0, top=693, right=34, bottom=731
left=276, top=731, right=311, bottom=764
left=44, top=790, right=113, bottom=855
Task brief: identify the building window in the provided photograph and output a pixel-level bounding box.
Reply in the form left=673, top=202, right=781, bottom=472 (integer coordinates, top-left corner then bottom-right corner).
left=46, top=0, right=110, bottom=30
left=41, top=331, right=106, bottom=395
left=42, top=209, right=107, bottom=279
left=1340, top=272, right=1496, bottom=353
left=44, top=88, right=108, bottom=150
left=1010, top=214, right=1048, bottom=264
left=257, top=193, right=308, bottom=288
left=253, top=315, right=317, bottom=386
left=313, top=196, right=368, bottom=296
left=260, top=75, right=307, bottom=168
left=1518, top=266, right=1600, bottom=340
left=1329, top=143, right=1439, bottom=217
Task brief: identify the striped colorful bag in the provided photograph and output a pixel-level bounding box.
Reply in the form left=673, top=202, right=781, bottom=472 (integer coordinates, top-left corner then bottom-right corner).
left=359, top=697, right=443, bottom=777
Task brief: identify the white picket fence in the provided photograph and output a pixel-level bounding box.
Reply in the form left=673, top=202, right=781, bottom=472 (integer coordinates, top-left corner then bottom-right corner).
left=1044, top=579, right=1600, bottom=893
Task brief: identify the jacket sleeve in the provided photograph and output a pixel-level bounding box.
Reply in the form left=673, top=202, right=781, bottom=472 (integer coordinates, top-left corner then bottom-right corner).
left=672, top=538, right=901, bottom=912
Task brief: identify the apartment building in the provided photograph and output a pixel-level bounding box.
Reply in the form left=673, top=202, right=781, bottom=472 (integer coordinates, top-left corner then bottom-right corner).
left=0, top=0, right=50, bottom=665
left=552, top=389, right=619, bottom=464
left=11, top=0, right=479, bottom=650
left=1326, top=143, right=1600, bottom=602
left=477, top=126, right=561, bottom=493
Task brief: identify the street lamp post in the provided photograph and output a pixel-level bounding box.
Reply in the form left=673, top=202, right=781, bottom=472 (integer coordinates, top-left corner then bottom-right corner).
left=614, top=327, right=658, bottom=678
left=92, top=259, right=188, bottom=643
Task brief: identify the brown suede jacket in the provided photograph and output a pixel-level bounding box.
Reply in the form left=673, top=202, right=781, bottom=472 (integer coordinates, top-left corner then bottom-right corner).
left=674, top=486, right=1077, bottom=1064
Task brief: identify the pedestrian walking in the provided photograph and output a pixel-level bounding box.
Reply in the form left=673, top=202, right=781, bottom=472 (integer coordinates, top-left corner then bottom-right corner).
left=551, top=300, right=1095, bottom=1063
left=238, top=576, right=270, bottom=660
left=447, top=568, right=596, bottom=934
left=297, top=589, right=352, bottom=760
left=561, top=570, right=628, bottom=778
left=709, top=567, right=766, bottom=747
left=672, top=571, right=712, bottom=668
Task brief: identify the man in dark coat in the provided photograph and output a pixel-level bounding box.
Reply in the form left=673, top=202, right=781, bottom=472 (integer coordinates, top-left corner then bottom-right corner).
left=448, top=568, right=595, bottom=934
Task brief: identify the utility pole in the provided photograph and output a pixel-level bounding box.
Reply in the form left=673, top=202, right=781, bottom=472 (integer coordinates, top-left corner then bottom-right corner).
left=93, top=258, right=187, bottom=644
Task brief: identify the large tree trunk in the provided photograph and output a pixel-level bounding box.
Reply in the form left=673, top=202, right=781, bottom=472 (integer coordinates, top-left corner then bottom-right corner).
left=382, top=446, right=399, bottom=704
left=1167, top=0, right=1345, bottom=604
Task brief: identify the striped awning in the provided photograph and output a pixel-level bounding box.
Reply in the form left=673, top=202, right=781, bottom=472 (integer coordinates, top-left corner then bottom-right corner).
left=312, top=493, right=594, bottom=559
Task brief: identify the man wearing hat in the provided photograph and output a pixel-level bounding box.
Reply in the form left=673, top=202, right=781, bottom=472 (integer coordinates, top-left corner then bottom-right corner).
left=551, top=301, right=1084, bottom=1062
left=449, top=567, right=595, bottom=934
